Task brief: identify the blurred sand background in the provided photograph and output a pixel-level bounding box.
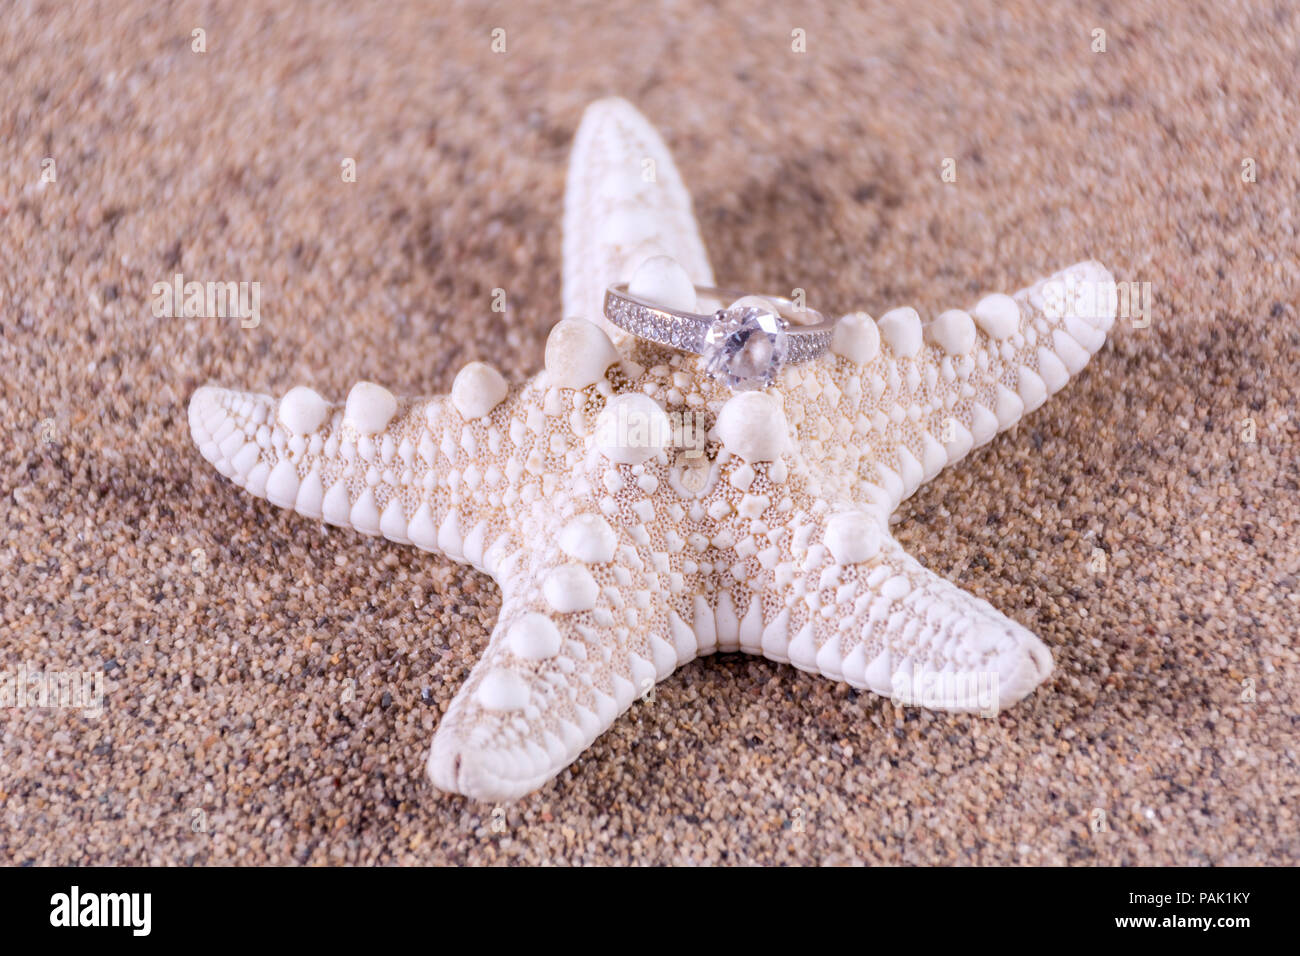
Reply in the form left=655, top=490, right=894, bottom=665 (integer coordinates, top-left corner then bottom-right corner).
left=1, top=0, right=1296, bottom=864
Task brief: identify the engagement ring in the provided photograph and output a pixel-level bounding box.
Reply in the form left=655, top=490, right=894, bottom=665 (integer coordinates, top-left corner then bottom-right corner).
left=603, top=283, right=835, bottom=391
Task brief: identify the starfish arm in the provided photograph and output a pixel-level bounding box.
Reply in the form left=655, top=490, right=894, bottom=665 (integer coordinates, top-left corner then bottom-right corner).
left=188, top=380, right=519, bottom=571
left=809, top=259, right=1117, bottom=516
left=427, top=538, right=674, bottom=802
left=563, top=97, right=714, bottom=345
left=755, top=509, right=1053, bottom=711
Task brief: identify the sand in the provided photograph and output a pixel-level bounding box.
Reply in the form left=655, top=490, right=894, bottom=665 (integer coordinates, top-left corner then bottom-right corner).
left=1, top=0, right=1296, bottom=865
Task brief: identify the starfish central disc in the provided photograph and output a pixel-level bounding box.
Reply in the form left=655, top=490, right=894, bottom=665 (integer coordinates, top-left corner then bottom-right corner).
left=702, top=304, right=790, bottom=390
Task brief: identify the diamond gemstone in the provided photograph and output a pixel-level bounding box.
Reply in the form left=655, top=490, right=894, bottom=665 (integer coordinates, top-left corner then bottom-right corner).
left=702, top=303, right=790, bottom=391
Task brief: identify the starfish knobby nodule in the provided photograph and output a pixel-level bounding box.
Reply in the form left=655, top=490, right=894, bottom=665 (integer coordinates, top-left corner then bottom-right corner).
left=189, top=98, right=1116, bottom=802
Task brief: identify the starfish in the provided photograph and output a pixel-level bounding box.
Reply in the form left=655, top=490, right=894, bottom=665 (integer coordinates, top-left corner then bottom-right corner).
left=188, top=98, right=1116, bottom=802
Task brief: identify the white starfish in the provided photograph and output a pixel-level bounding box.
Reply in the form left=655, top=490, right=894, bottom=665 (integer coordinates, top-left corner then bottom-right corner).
left=188, top=98, right=1116, bottom=803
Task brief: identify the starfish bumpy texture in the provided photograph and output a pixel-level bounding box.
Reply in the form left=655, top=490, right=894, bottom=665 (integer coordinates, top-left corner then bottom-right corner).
left=188, top=98, right=1116, bottom=802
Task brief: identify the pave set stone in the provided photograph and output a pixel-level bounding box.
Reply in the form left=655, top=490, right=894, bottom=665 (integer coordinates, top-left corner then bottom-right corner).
left=605, top=293, right=708, bottom=353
